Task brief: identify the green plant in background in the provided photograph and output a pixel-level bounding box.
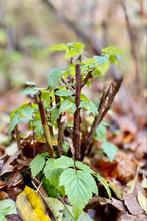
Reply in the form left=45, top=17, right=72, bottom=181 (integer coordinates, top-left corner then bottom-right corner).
left=9, top=42, right=123, bottom=220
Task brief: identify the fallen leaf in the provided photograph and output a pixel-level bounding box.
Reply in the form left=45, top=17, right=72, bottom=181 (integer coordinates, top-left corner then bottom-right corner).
left=137, top=191, right=147, bottom=214
left=118, top=213, right=147, bottom=221
left=6, top=214, right=21, bottom=221
left=16, top=186, right=51, bottom=221
left=109, top=181, right=124, bottom=200
left=1, top=150, right=21, bottom=175
left=6, top=143, right=18, bottom=156
left=0, top=199, right=17, bottom=221
left=124, top=193, right=144, bottom=215
left=6, top=171, right=23, bottom=188
left=0, top=191, right=9, bottom=200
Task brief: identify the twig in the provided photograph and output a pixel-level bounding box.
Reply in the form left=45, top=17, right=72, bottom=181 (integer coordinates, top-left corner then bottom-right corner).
left=81, top=78, right=123, bottom=158
left=81, top=71, right=93, bottom=88
left=35, top=93, right=54, bottom=158
left=14, top=125, right=23, bottom=157
left=73, top=63, right=82, bottom=160
left=55, top=94, right=64, bottom=156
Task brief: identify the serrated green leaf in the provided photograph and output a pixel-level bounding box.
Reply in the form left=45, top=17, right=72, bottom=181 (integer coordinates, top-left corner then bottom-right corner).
left=75, top=161, right=94, bottom=174
left=62, top=140, right=70, bottom=153
left=43, top=159, right=64, bottom=195
left=94, top=56, right=109, bottom=75
left=0, top=199, right=17, bottom=220
left=102, top=46, right=123, bottom=63
left=80, top=101, right=97, bottom=115
left=48, top=68, right=63, bottom=89
left=95, top=121, right=107, bottom=142
left=30, top=154, right=46, bottom=178
left=60, top=168, right=98, bottom=219
left=51, top=108, right=59, bottom=124
left=22, top=87, right=38, bottom=95
left=65, top=42, right=85, bottom=59
left=59, top=99, right=76, bottom=114
left=55, top=89, right=74, bottom=97
left=53, top=156, right=74, bottom=169
left=102, top=142, right=118, bottom=161
left=9, top=103, right=37, bottom=133
left=41, top=90, right=53, bottom=108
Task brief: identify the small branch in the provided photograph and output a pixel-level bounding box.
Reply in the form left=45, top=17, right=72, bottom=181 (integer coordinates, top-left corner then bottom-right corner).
left=35, top=93, right=54, bottom=158
left=55, top=94, right=64, bottom=156
left=61, top=78, right=75, bottom=91
left=82, top=78, right=123, bottom=158
left=14, top=125, right=23, bottom=157
left=73, top=64, right=82, bottom=160
left=81, top=71, right=93, bottom=88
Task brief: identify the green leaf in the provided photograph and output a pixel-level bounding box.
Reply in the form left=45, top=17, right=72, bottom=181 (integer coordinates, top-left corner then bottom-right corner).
left=0, top=199, right=17, bottom=220
left=53, top=156, right=74, bottom=169
left=48, top=68, right=63, bottom=89
left=102, top=142, right=118, bottom=161
left=41, top=90, right=53, bottom=108
left=75, top=161, right=94, bottom=174
left=60, top=168, right=98, bottom=219
left=9, top=103, right=37, bottom=133
left=59, top=99, right=76, bottom=114
left=55, top=89, right=74, bottom=97
left=51, top=108, right=59, bottom=124
left=95, top=121, right=107, bottom=142
left=102, top=46, right=123, bottom=63
left=22, top=87, right=38, bottom=95
left=62, top=140, right=70, bottom=153
left=43, top=159, right=64, bottom=195
left=30, top=154, right=46, bottom=178
left=65, top=42, right=85, bottom=59
left=31, top=112, right=44, bottom=137
left=49, top=43, right=67, bottom=52
left=80, top=101, right=97, bottom=115
left=95, top=174, right=111, bottom=198
left=94, top=56, right=109, bottom=75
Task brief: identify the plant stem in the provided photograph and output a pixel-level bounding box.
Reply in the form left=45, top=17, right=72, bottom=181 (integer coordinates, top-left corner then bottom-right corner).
left=73, top=63, right=81, bottom=160
left=35, top=93, right=54, bottom=158
left=14, top=124, right=23, bottom=157
left=81, top=71, right=92, bottom=88
left=81, top=78, right=123, bottom=159
left=55, top=94, right=64, bottom=156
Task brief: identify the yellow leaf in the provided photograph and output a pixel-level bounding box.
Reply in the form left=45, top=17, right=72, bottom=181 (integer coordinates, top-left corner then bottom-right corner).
left=16, top=186, right=51, bottom=221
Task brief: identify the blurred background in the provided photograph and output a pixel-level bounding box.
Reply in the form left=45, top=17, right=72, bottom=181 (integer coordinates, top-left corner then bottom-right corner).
left=0, top=0, right=146, bottom=95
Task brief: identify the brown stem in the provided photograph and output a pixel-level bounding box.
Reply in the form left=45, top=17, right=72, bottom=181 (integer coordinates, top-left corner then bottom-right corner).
left=81, top=78, right=123, bottom=159
left=14, top=125, right=23, bottom=157
left=55, top=94, right=64, bottom=156
left=73, top=64, right=82, bottom=160
left=35, top=93, right=54, bottom=157
left=81, top=71, right=93, bottom=88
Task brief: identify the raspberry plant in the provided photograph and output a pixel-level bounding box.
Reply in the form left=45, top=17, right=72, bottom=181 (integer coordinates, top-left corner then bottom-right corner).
left=9, top=42, right=123, bottom=220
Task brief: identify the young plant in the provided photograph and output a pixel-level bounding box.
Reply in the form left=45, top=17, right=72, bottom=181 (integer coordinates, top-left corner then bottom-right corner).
left=9, top=42, right=123, bottom=220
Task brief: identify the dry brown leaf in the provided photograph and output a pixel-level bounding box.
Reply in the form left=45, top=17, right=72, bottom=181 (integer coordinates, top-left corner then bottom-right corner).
left=123, top=193, right=144, bottom=215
